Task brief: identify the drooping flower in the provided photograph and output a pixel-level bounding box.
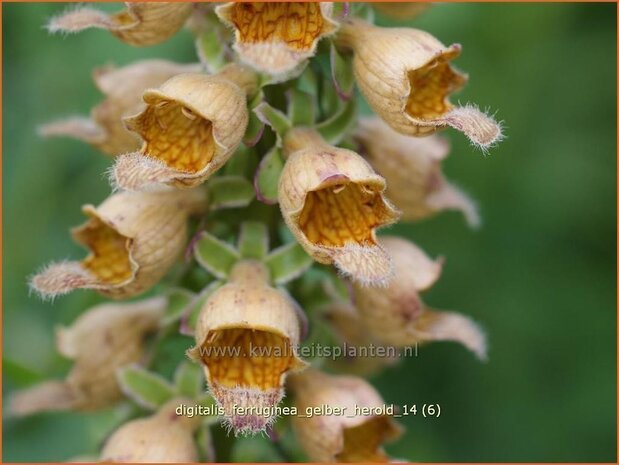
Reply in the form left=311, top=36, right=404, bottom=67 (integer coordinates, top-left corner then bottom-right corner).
left=101, top=398, right=201, bottom=463
left=47, top=2, right=193, bottom=47
left=8, top=298, right=165, bottom=416
left=111, top=64, right=258, bottom=190
left=279, top=128, right=400, bottom=285
left=353, top=236, right=487, bottom=359
left=39, top=60, right=200, bottom=156
left=216, top=2, right=338, bottom=79
left=31, top=188, right=207, bottom=299
left=355, top=117, right=479, bottom=226
left=187, top=260, right=307, bottom=434
left=289, top=368, right=403, bottom=462
left=336, top=19, right=502, bottom=149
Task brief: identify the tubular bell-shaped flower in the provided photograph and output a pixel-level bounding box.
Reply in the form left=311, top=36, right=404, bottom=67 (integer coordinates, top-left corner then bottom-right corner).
left=101, top=398, right=200, bottom=462
left=216, top=2, right=338, bottom=79
left=112, top=64, right=258, bottom=190
left=279, top=128, right=400, bottom=285
left=336, top=19, right=502, bottom=149
left=187, top=260, right=307, bottom=434
left=31, top=188, right=207, bottom=299
left=353, top=236, right=487, bottom=359
left=47, top=2, right=193, bottom=47
left=355, top=117, right=479, bottom=226
left=289, top=368, right=403, bottom=462
left=8, top=298, right=165, bottom=416
left=39, top=60, right=200, bottom=156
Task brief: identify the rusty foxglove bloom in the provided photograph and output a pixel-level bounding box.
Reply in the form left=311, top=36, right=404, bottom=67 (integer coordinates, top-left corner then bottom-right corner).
left=8, top=298, right=165, bottom=416
left=112, top=64, right=257, bottom=190
left=355, top=117, right=479, bottom=226
left=289, top=368, right=403, bottom=462
left=47, top=2, right=193, bottom=47
left=216, top=2, right=338, bottom=79
left=31, top=188, right=207, bottom=299
left=324, top=301, right=398, bottom=377
left=101, top=398, right=200, bottom=462
left=39, top=60, right=200, bottom=156
left=336, top=19, right=502, bottom=149
left=372, top=2, right=431, bottom=20
left=187, top=260, right=307, bottom=434
left=279, top=128, right=400, bottom=285
left=354, top=236, right=487, bottom=359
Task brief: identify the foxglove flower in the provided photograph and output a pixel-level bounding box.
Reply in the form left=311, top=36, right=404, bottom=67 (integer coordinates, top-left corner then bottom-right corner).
left=31, top=188, right=207, bottom=299
left=279, top=128, right=400, bottom=285
left=355, top=117, right=479, bottom=226
left=354, top=236, right=487, bottom=359
left=187, top=260, right=307, bottom=434
left=290, top=368, right=403, bottom=462
left=337, top=19, right=502, bottom=149
left=112, top=64, right=257, bottom=190
left=47, top=2, right=193, bottom=46
left=40, top=60, right=200, bottom=156
left=8, top=298, right=165, bottom=416
left=216, top=2, right=338, bottom=79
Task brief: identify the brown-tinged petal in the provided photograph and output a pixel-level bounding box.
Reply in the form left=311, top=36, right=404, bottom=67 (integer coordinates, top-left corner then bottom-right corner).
left=112, top=64, right=257, bottom=190
left=279, top=128, right=400, bottom=285
left=31, top=189, right=207, bottom=299
left=355, top=117, right=479, bottom=226
left=216, top=2, right=338, bottom=79
left=47, top=3, right=193, bottom=46
left=8, top=298, right=165, bottom=416
left=101, top=398, right=200, bottom=462
left=289, top=368, right=403, bottom=462
left=353, top=236, right=487, bottom=359
left=187, top=260, right=307, bottom=434
left=40, top=60, right=201, bottom=156
left=337, top=19, right=503, bottom=149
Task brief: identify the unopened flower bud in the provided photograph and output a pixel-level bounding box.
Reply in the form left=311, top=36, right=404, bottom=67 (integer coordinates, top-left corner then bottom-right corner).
left=8, top=298, right=165, bottom=416
left=279, top=128, right=400, bottom=285
left=353, top=236, right=487, bottom=359
left=39, top=60, right=200, bottom=156
left=337, top=19, right=502, bottom=149
left=216, top=2, right=338, bottom=79
left=31, top=188, right=207, bottom=299
left=47, top=3, right=193, bottom=47
left=289, top=368, right=403, bottom=462
left=187, top=260, right=307, bottom=434
left=355, top=117, right=479, bottom=226
left=101, top=398, right=200, bottom=463
left=112, top=64, right=257, bottom=190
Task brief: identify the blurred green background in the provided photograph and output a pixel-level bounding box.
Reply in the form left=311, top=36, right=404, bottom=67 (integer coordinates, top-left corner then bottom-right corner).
left=2, top=2, right=616, bottom=462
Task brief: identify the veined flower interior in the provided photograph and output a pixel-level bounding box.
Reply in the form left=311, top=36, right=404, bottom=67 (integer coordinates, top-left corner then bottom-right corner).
left=137, top=100, right=216, bottom=173
left=299, top=180, right=393, bottom=248
left=336, top=416, right=394, bottom=463
left=201, top=328, right=295, bottom=390
left=405, top=55, right=466, bottom=121
left=78, top=217, right=132, bottom=284
left=229, top=2, right=326, bottom=50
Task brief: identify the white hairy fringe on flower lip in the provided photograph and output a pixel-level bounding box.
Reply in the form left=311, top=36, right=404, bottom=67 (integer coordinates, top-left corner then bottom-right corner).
left=336, top=19, right=503, bottom=150
left=39, top=60, right=201, bottom=156
left=324, top=301, right=399, bottom=377
left=101, top=398, right=201, bottom=462
left=111, top=64, right=257, bottom=191
left=30, top=188, right=207, bottom=300
left=279, top=128, right=400, bottom=286
left=289, top=368, right=403, bottom=462
left=353, top=236, right=487, bottom=360
left=355, top=117, right=480, bottom=227
left=215, top=2, right=339, bottom=81
left=8, top=298, right=166, bottom=417
left=47, top=2, right=193, bottom=46
left=187, top=260, right=307, bottom=435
